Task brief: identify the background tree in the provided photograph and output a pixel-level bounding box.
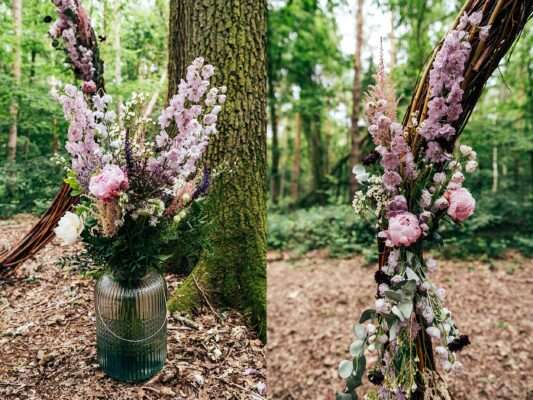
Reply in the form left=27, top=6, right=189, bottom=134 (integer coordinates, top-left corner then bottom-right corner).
left=7, top=0, right=22, bottom=162
left=348, top=0, right=364, bottom=199
left=166, top=0, right=268, bottom=340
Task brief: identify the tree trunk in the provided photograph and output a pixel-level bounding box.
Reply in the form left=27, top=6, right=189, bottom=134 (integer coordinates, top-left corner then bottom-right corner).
left=269, top=71, right=281, bottom=204
left=388, top=11, right=397, bottom=68
left=166, top=0, right=267, bottom=341
left=7, top=0, right=22, bottom=162
left=113, top=4, right=123, bottom=124
left=349, top=0, right=364, bottom=200
left=291, top=113, right=302, bottom=201
left=492, top=146, right=498, bottom=193
left=303, top=113, right=325, bottom=195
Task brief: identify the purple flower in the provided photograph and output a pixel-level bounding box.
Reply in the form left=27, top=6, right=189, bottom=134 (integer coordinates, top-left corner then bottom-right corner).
left=425, top=141, right=450, bottom=163
left=383, top=171, right=402, bottom=192
left=382, top=151, right=400, bottom=171
left=387, top=195, right=408, bottom=218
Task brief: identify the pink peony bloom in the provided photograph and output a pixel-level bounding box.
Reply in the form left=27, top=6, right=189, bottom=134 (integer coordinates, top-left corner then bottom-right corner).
left=89, top=164, right=129, bottom=202
left=387, top=212, right=422, bottom=247
left=445, top=188, right=475, bottom=222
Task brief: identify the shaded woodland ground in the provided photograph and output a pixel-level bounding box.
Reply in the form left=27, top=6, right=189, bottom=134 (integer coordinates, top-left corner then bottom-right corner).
left=267, top=250, right=533, bottom=400
left=0, top=216, right=266, bottom=400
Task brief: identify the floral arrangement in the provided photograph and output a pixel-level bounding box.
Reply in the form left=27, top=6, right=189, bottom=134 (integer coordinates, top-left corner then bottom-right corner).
left=49, top=1, right=225, bottom=282
left=338, top=12, right=486, bottom=400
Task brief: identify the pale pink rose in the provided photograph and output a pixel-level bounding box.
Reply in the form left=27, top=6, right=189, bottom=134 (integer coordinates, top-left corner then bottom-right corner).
left=387, top=212, right=422, bottom=247
left=81, top=80, right=97, bottom=94
left=89, top=164, right=129, bottom=202
left=445, top=188, right=475, bottom=222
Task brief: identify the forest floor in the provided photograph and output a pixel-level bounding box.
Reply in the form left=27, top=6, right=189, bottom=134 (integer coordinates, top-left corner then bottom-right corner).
left=268, top=249, right=533, bottom=400
left=0, top=215, right=266, bottom=400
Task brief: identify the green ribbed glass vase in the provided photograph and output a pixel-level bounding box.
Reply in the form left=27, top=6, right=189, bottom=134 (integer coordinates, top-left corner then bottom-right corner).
left=95, top=271, right=167, bottom=382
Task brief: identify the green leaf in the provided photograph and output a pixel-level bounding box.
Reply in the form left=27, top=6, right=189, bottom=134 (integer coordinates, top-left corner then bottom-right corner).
left=353, top=324, right=367, bottom=339
left=384, top=290, right=403, bottom=303
left=405, top=268, right=420, bottom=284
left=349, top=339, right=364, bottom=357
left=336, top=392, right=357, bottom=400
left=392, top=302, right=413, bottom=321
left=338, top=360, right=353, bottom=379
left=354, top=355, right=366, bottom=382
left=389, top=321, right=399, bottom=341
left=359, top=309, right=376, bottom=323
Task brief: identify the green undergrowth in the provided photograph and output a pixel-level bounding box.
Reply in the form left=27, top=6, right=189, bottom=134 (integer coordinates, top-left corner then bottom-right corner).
left=268, top=193, right=533, bottom=260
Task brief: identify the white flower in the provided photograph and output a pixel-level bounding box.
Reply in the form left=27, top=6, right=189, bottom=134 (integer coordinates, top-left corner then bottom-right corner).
left=256, top=382, right=267, bottom=396
left=433, top=197, right=449, bottom=210
left=375, top=299, right=391, bottom=314
left=426, top=326, right=441, bottom=339
left=447, top=160, right=461, bottom=171
left=422, top=306, right=434, bottom=324
left=459, top=144, right=472, bottom=157
left=54, top=212, right=84, bottom=245
left=426, top=257, right=438, bottom=273
left=442, top=360, right=453, bottom=371
left=436, top=287, right=446, bottom=300
left=366, top=323, right=377, bottom=335
left=435, top=346, right=448, bottom=359
left=378, top=283, right=389, bottom=296
left=450, top=171, right=464, bottom=185
left=433, top=172, right=446, bottom=184
left=391, top=275, right=403, bottom=285
left=377, top=334, right=388, bottom=344
left=352, top=164, right=369, bottom=183
left=419, top=189, right=432, bottom=209
left=465, top=160, right=478, bottom=173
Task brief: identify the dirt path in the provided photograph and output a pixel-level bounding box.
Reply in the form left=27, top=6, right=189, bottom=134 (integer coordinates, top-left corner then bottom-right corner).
left=267, top=251, right=533, bottom=400
left=0, top=216, right=266, bottom=400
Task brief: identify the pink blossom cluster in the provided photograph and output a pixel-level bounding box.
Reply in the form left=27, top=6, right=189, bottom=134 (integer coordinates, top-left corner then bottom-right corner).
left=148, top=57, right=226, bottom=184
left=366, top=64, right=416, bottom=193
left=49, top=0, right=96, bottom=92
left=421, top=12, right=482, bottom=162
left=56, top=84, right=103, bottom=189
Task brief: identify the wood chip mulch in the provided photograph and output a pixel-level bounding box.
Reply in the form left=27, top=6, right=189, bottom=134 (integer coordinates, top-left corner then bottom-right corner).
left=267, top=249, right=533, bottom=400
left=0, top=215, right=266, bottom=400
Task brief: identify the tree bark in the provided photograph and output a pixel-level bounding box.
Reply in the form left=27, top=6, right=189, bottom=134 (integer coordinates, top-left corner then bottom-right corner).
left=349, top=0, right=364, bottom=199
left=166, top=0, right=267, bottom=341
left=388, top=11, right=397, bottom=68
left=291, top=113, right=302, bottom=201
left=7, top=0, right=22, bottom=162
left=303, top=113, right=325, bottom=195
left=113, top=3, right=123, bottom=124
left=492, top=146, right=498, bottom=193
left=269, top=70, right=281, bottom=204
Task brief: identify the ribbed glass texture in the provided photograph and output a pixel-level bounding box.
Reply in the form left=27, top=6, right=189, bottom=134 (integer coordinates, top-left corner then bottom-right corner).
left=95, top=271, right=167, bottom=382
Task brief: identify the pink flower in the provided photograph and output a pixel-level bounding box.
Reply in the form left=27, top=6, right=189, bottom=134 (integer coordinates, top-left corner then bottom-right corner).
left=445, top=188, right=475, bottom=222
left=82, top=80, right=97, bottom=94
left=89, top=164, right=129, bottom=202
left=387, top=212, right=422, bottom=247
left=383, top=170, right=402, bottom=192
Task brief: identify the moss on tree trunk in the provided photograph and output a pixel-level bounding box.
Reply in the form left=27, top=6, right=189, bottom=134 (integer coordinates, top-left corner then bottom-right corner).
left=166, top=0, right=267, bottom=342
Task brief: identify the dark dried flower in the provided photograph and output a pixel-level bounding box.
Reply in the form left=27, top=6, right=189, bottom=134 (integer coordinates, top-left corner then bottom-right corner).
left=192, top=169, right=210, bottom=200
left=363, top=151, right=380, bottom=166
left=448, top=335, right=470, bottom=352
left=368, top=369, right=385, bottom=385
left=375, top=270, right=391, bottom=285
